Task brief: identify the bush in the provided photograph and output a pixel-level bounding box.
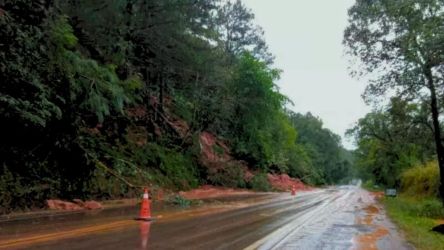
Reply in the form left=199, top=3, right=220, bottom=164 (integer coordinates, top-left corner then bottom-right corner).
left=383, top=196, right=444, bottom=250
left=384, top=196, right=444, bottom=220
left=0, top=166, right=23, bottom=213
left=0, top=165, right=59, bottom=214
left=401, top=161, right=439, bottom=197
left=361, top=179, right=382, bottom=192
left=207, top=163, right=246, bottom=188
left=418, top=199, right=444, bottom=218
left=125, top=143, right=200, bottom=190
left=248, top=173, right=271, bottom=191
left=169, top=195, right=192, bottom=208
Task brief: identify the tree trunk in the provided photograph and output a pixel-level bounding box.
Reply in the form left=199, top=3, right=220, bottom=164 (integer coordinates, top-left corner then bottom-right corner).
left=425, top=66, right=444, bottom=203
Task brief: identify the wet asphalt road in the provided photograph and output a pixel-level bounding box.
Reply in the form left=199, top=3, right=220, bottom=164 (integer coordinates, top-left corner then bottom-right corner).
left=0, top=187, right=412, bottom=250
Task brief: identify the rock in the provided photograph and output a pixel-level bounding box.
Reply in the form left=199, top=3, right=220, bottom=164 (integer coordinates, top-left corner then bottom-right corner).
left=72, top=199, right=85, bottom=207
left=83, top=200, right=103, bottom=210
left=46, top=199, right=102, bottom=210
left=432, top=224, right=444, bottom=234
left=46, top=199, right=56, bottom=209
left=46, top=199, right=83, bottom=211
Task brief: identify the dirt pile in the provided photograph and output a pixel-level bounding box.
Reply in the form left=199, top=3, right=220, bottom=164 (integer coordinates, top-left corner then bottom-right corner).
left=198, top=132, right=312, bottom=192
left=46, top=200, right=83, bottom=211
left=46, top=199, right=103, bottom=211
left=267, top=174, right=310, bottom=191
left=371, top=191, right=384, bottom=200
left=199, top=132, right=261, bottom=188
left=179, top=185, right=252, bottom=200
left=199, top=132, right=231, bottom=165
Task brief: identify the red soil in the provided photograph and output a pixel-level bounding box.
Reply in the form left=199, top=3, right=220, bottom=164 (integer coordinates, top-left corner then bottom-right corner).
left=198, top=132, right=311, bottom=193
left=267, top=174, right=310, bottom=192
left=179, top=185, right=253, bottom=200
left=371, top=191, right=384, bottom=200
left=46, top=199, right=103, bottom=211
left=354, top=197, right=389, bottom=250
left=199, top=131, right=231, bottom=164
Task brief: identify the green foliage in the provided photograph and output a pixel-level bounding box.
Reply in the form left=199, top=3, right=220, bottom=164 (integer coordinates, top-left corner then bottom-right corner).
left=289, top=112, right=354, bottom=184
left=0, top=166, right=24, bottom=213
left=383, top=196, right=444, bottom=250
left=0, top=164, right=60, bottom=213
left=0, top=0, right=353, bottom=213
left=401, top=161, right=440, bottom=198
left=418, top=199, right=444, bottom=219
left=248, top=173, right=271, bottom=192
left=87, top=168, right=138, bottom=199
left=0, top=1, right=61, bottom=127
left=62, top=51, right=131, bottom=122
left=50, top=16, right=78, bottom=49
left=207, top=163, right=246, bottom=188
left=48, top=16, right=134, bottom=123
left=227, top=53, right=288, bottom=167
left=344, top=0, right=444, bottom=200
left=117, top=143, right=200, bottom=190
left=362, top=179, right=384, bottom=192
left=212, top=144, right=225, bottom=157
left=169, top=195, right=192, bottom=208
left=150, top=145, right=199, bottom=190
left=216, top=0, right=274, bottom=64
left=349, top=98, right=435, bottom=187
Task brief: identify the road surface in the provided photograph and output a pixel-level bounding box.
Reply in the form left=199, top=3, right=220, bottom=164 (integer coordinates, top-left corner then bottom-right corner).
left=0, top=186, right=412, bottom=250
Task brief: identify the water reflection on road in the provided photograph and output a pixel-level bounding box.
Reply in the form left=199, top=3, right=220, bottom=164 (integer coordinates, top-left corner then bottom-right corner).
left=0, top=188, right=412, bottom=250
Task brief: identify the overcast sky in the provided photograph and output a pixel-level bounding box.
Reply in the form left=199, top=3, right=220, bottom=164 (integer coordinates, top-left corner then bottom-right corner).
left=242, top=0, right=370, bottom=149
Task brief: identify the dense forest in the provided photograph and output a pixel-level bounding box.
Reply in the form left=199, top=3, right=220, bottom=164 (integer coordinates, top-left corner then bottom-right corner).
left=0, top=0, right=353, bottom=213
left=344, top=0, right=444, bottom=202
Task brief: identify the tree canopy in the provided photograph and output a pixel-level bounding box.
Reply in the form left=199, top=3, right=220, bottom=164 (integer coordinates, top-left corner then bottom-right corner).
left=0, top=0, right=353, bottom=212
left=344, top=0, right=444, bottom=201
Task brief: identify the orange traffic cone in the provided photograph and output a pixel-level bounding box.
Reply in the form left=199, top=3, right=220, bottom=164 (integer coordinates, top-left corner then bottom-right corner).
left=135, top=188, right=154, bottom=221
left=291, top=185, right=296, bottom=196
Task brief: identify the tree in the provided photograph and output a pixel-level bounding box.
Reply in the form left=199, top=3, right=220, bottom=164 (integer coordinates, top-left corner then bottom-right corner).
left=216, top=0, right=273, bottom=64
left=288, top=112, right=353, bottom=184
left=348, top=98, right=434, bottom=186
left=0, top=0, right=61, bottom=127
left=1, top=0, right=354, bottom=212
left=0, top=0, right=135, bottom=207
left=226, top=53, right=287, bottom=167
left=344, top=0, right=444, bottom=202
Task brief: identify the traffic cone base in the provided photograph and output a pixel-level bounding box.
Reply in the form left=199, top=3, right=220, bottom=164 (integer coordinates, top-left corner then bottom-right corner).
left=135, top=217, right=155, bottom=221
left=135, top=188, right=155, bottom=221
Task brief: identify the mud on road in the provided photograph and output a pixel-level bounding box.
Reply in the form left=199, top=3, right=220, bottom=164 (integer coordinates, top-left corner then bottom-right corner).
left=0, top=186, right=411, bottom=250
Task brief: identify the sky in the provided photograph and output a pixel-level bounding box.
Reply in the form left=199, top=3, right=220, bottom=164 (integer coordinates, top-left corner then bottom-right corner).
left=242, top=0, right=370, bottom=149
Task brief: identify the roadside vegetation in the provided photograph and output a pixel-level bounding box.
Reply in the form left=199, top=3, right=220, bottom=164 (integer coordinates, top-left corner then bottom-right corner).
left=0, top=0, right=353, bottom=214
left=344, top=0, right=444, bottom=199
left=344, top=0, right=444, bottom=248
left=383, top=196, right=444, bottom=250
left=362, top=162, right=444, bottom=249
left=383, top=174, right=444, bottom=250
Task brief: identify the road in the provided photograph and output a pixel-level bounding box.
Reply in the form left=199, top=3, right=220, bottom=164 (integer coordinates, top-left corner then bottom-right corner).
left=0, top=186, right=412, bottom=250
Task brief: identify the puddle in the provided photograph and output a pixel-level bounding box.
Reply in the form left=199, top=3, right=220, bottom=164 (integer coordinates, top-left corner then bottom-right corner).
left=353, top=203, right=390, bottom=250
left=355, top=227, right=389, bottom=250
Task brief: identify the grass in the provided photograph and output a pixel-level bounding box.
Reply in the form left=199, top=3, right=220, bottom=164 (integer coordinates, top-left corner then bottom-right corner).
left=382, top=196, right=444, bottom=250
left=361, top=179, right=385, bottom=192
